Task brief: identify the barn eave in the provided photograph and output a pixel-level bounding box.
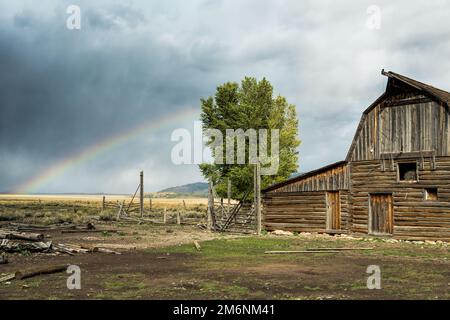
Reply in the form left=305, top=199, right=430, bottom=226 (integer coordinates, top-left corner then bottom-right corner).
left=262, top=160, right=347, bottom=193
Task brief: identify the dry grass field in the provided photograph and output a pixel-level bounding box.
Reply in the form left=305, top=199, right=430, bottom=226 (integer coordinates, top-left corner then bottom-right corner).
left=0, top=194, right=207, bottom=225
left=0, top=195, right=449, bottom=300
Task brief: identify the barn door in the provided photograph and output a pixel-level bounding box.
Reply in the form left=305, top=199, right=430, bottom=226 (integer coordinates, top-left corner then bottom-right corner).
left=326, top=191, right=341, bottom=230
left=369, top=194, right=393, bottom=235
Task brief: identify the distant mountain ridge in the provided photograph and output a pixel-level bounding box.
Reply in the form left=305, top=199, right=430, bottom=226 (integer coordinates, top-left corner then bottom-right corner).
left=157, top=182, right=208, bottom=197
left=155, top=175, right=303, bottom=198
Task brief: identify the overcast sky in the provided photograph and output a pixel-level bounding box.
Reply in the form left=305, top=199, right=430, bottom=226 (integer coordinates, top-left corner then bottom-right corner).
left=1, top=0, right=450, bottom=194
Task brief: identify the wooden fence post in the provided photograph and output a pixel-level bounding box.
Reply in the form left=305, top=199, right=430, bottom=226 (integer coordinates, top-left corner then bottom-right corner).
left=183, top=200, right=187, bottom=211
left=102, top=196, right=106, bottom=211
left=177, top=212, right=181, bottom=225
left=227, top=178, right=231, bottom=215
left=255, top=163, right=262, bottom=235
left=149, top=198, right=152, bottom=211
left=117, top=201, right=124, bottom=221
left=207, top=179, right=216, bottom=230
left=140, top=171, right=144, bottom=218
left=163, top=208, right=167, bottom=224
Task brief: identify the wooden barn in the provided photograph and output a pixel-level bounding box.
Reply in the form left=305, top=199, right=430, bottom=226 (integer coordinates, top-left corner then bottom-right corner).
left=263, top=70, right=450, bottom=241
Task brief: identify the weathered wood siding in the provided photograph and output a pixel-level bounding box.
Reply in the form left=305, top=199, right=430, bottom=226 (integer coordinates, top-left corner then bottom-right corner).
left=350, top=158, right=450, bottom=240
left=349, top=98, right=450, bottom=161
left=262, top=75, right=450, bottom=240
left=269, top=164, right=349, bottom=193
left=263, top=191, right=350, bottom=232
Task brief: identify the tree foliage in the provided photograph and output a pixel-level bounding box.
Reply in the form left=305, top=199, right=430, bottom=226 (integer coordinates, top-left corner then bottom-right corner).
left=200, top=77, right=300, bottom=199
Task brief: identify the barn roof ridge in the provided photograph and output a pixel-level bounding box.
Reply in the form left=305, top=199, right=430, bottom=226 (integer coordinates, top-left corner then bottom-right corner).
left=381, top=69, right=450, bottom=105
left=347, top=69, right=450, bottom=161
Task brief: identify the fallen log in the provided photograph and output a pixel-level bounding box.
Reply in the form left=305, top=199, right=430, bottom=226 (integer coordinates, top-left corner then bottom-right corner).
left=0, top=230, right=44, bottom=241
left=8, top=222, right=53, bottom=229
left=54, top=243, right=121, bottom=254
left=52, top=244, right=75, bottom=255
left=53, top=243, right=88, bottom=254
left=97, top=247, right=121, bottom=255
left=79, top=244, right=99, bottom=253
left=8, top=222, right=94, bottom=232
left=9, top=222, right=76, bottom=231
left=306, top=247, right=374, bottom=251
left=15, top=264, right=68, bottom=280
left=265, top=250, right=341, bottom=254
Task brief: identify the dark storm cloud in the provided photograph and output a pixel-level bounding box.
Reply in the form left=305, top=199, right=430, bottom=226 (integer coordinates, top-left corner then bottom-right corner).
left=0, top=1, right=210, bottom=192
left=1, top=0, right=450, bottom=193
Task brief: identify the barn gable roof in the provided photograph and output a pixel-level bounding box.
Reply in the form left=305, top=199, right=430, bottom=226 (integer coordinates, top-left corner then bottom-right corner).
left=346, top=70, right=450, bottom=161
left=265, top=70, right=450, bottom=192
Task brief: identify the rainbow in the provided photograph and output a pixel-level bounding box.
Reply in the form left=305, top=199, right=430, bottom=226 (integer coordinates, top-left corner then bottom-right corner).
left=14, top=107, right=199, bottom=194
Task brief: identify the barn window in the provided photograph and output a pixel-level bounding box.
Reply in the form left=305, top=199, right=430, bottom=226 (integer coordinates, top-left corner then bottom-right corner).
left=424, top=188, right=438, bottom=201
left=398, top=162, right=417, bottom=181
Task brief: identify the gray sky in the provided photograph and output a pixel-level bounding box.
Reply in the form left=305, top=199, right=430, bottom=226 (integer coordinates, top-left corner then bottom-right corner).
left=1, top=0, right=449, bottom=194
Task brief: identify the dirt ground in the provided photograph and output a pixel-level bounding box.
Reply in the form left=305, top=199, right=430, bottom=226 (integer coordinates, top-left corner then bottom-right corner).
left=0, top=196, right=449, bottom=300
left=1, top=223, right=449, bottom=300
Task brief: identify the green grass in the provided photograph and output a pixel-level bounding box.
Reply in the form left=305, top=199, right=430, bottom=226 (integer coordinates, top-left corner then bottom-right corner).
left=159, top=237, right=293, bottom=257
left=2, top=234, right=449, bottom=300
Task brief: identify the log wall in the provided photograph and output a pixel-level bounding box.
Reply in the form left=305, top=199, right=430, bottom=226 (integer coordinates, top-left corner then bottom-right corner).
left=350, top=157, right=450, bottom=240
left=263, top=191, right=350, bottom=233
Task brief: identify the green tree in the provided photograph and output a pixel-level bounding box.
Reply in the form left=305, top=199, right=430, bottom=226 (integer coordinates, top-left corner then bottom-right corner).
left=200, top=77, right=300, bottom=199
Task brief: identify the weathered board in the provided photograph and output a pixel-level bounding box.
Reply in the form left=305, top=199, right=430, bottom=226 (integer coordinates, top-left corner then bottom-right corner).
left=369, top=194, right=393, bottom=235
left=263, top=191, right=349, bottom=233
left=347, top=75, right=450, bottom=162
left=326, top=191, right=341, bottom=230
left=266, top=162, right=349, bottom=193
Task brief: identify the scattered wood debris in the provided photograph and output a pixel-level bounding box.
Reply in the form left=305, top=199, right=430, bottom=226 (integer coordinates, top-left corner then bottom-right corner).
left=1, top=239, right=121, bottom=255
left=97, top=247, right=121, bottom=255
left=193, top=240, right=201, bottom=251
left=0, top=223, right=121, bottom=256
left=0, top=239, right=52, bottom=253
left=0, top=273, right=15, bottom=283
left=197, top=223, right=207, bottom=230
left=270, top=230, right=294, bottom=236
left=56, top=243, right=121, bottom=255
